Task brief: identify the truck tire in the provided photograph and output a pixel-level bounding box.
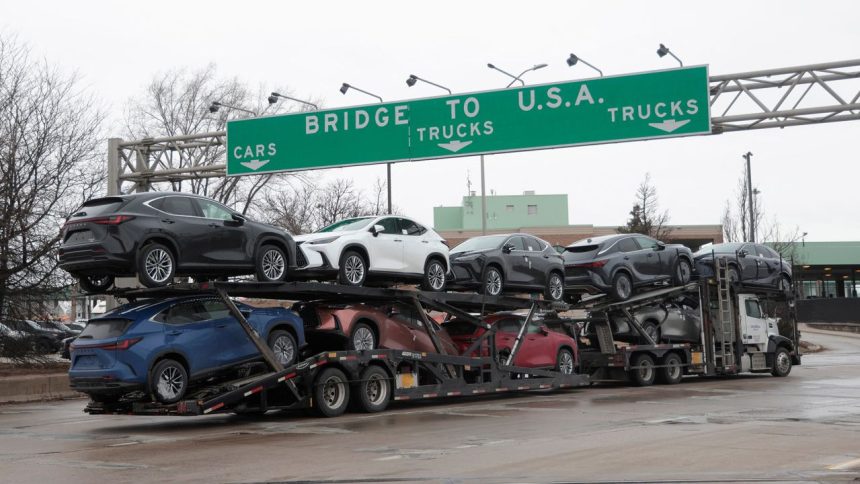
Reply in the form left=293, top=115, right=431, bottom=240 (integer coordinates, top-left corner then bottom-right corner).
left=657, top=353, right=683, bottom=385
left=353, top=366, right=391, bottom=413
left=628, top=353, right=656, bottom=386
left=313, top=367, right=350, bottom=417
left=771, top=347, right=792, bottom=377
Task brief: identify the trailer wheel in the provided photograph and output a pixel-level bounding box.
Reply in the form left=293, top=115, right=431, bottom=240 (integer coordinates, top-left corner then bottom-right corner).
left=657, top=353, right=683, bottom=385
left=313, top=367, right=350, bottom=417
left=628, top=353, right=656, bottom=386
left=771, top=347, right=792, bottom=377
left=354, top=366, right=391, bottom=413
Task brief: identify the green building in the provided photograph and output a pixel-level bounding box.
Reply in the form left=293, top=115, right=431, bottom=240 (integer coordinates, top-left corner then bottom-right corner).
left=434, top=191, right=569, bottom=231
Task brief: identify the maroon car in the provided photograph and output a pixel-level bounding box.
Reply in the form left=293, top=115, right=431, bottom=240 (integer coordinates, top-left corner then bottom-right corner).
left=294, top=301, right=458, bottom=355
left=443, top=312, right=578, bottom=374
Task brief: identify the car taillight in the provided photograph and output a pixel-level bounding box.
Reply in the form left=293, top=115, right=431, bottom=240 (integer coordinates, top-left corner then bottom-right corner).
left=71, top=337, right=141, bottom=351
left=573, top=260, right=608, bottom=268
left=64, top=215, right=135, bottom=227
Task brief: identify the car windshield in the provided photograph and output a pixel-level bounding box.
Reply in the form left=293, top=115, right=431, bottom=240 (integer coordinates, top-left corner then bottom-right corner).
left=24, top=320, right=44, bottom=330
left=452, top=235, right=507, bottom=253
left=318, top=217, right=374, bottom=233
left=696, top=243, right=745, bottom=255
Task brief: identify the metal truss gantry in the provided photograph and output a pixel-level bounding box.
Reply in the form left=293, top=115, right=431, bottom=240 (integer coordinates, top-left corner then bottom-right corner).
left=109, top=59, right=860, bottom=195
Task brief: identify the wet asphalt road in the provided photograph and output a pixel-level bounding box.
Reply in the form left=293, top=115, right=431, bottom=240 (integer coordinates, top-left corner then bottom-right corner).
left=1, top=327, right=859, bottom=484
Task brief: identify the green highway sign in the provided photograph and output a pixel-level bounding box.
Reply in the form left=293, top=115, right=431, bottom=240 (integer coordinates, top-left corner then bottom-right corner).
left=227, top=66, right=710, bottom=176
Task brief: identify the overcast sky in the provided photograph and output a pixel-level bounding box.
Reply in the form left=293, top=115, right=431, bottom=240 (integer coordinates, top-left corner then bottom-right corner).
left=3, top=0, right=859, bottom=241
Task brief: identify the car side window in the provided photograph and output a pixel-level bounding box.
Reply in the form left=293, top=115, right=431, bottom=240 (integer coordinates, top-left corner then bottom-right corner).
left=745, top=299, right=763, bottom=319
left=398, top=218, right=425, bottom=236
left=201, top=300, right=231, bottom=320
left=161, top=196, right=198, bottom=217
left=633, top=236, right=658, bottom=250
left=496, top=317, right=523, bottom=333
left=505, top=236, right=526, bottom=251
left=526, top=320, right=544, bottom=334
left=757, top=245, right=777, bottom=258
left=617, top=237, right=639, bottom=252
left=377, top=218, right=399, bottom=234
left=196, top=199, right=234, bottom=221
left=160, top=302, right=209, bottom=325
left=523, top=236, right=541, bottom=252
left=390, top=305, right=423, bottom=330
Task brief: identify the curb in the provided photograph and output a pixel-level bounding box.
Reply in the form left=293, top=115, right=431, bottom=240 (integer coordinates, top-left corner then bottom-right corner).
left=0, top=373, right=83, bottom=403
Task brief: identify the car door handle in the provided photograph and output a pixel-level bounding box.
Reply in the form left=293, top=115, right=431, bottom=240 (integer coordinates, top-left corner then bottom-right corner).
left=208, top=223, right=220, bottom=228
left=161, top=219, right=175, bottom=224
left=647, top=254, right=653, bottom=257
left=215, top=323, right=227, bottom=328
left=421, top=240, right=429, bottom=244
left=623, top=256, right=630, bottom=260
left=167, top=330, right=182, bottom=335
left=394, top=239, right=402, bottom=242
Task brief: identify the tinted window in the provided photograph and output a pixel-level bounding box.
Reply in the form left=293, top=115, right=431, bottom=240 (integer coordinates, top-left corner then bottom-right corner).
left=160, top=302, right=210, bottom=325
left=196, top=199, right=234, bottom=221
left=496, top=317, right=524, bottom=333
left=526, top=321, right=544, bottom=334
left=523, top=236, right=542, bottom=252
left=161, top=196, right=198, bottom=217
left=377, top=218, right=399, bottom=234
left=391, top=304, right=422, bottom=329
left=398, top=218, right=424, bottom=236
left=745, top=299, right=762, bottom=319
left=78, top=319, right=133, bottom=339
left=634, top=236, right=659, bottom=250
left=505, top=236, right=526, bottom=251
left=757, top=245, right=778, bottom=258
left=617, top=237, right=639, bottom=253
left=71, top=198, right=125, bottom=219
left=202, top=300, right=231, bottom=320
left=318, top=217, right=374, bottom=233
left=443, top=320, right=478, bottom=336
left=452, top=235, right=507, bottom=253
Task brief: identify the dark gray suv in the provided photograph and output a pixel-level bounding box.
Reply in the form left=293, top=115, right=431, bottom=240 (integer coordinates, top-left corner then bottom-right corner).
left=562, top=234, right=693, bottom=301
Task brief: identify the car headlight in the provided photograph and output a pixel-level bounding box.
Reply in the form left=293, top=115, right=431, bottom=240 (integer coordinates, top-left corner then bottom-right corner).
left=309, top=236, right=340, bottom=245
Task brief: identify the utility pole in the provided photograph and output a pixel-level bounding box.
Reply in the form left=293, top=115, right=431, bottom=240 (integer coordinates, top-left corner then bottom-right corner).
left=480, top=155, right=487, bottom=235
left=743, top=152, right=754, bottom=242
left=387, top=163, right=392, bottom=214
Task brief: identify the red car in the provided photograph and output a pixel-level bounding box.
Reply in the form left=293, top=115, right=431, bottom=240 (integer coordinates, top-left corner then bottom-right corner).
left=444, top=312, right=578, bottom=374
left=294, top=301, right=458, bottom=355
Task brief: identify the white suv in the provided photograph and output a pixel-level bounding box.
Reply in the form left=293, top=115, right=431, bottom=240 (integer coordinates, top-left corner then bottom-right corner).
left=294, top=216, right=449, bottom=291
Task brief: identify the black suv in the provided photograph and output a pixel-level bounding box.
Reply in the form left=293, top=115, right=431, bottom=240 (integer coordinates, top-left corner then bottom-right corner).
left=59, top=192, right=297, bottom=292
left=563, top=234, right=693, bottom=301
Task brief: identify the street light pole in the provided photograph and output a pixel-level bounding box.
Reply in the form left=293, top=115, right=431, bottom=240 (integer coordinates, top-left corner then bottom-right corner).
left=341, top=83, right=391, bottom=214
left=480, top=155, right=487, bottom=235
left=743, top=151, right=754, bottom=242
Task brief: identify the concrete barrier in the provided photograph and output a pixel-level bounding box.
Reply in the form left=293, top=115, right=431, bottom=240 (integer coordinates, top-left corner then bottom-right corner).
left=0, top=373, right=83, bottom=403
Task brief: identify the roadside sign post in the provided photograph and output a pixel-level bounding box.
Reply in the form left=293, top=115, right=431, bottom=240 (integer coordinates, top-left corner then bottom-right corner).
left=226, top=66, right=710, bottom=176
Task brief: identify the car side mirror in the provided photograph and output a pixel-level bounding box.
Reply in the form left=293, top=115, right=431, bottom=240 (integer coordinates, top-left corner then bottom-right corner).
left=371, top=224, right=384, bottom=237
left=502, top=244, right=515, bottom=254
left=230, top=213, right=245, bottom=225
left=738, top=249, right=748, bottom=258
left=655, top=242, right=666, bottom=251
left=539, top=324, right=550, bottom=335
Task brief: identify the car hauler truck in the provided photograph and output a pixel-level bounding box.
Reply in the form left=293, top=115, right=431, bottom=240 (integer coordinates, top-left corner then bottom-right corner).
left=577, top=256, right=801, bottom=386
left=83, top=282, right=589, bottom=417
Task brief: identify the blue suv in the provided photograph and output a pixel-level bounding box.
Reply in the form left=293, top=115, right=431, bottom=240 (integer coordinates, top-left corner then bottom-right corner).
left=69, top=296, right=304, bottom=404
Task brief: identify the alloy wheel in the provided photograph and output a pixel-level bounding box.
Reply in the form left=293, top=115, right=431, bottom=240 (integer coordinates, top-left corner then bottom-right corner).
left=678, top=260, right=691, bottom=283
left=353, top=326, right=375, bottom=350
left=156, top=366, right=184, bottom=400
left=486, top=269, right=502, bottom=296
left=273, top=334, right=295, bottom=366
left=344, top=255, right=365, bottom=285
left=616, top=276, right=632, bottom=299
left=427, top=261, right=445, bottom=290
left=145, top=248, right=173, bottom=284
left=262, top=249, right=286, bottom=280
left=549, top=274, right=564, bottom=300
left=558, top=351, right=574, bottom=375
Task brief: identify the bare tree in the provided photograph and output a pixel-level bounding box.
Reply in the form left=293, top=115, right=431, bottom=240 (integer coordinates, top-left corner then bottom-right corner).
left=264, top=177, right=392, bottom=234
left=123, top=65, right=315, bottom=215
left=618, top=173, right=671, bottom=239
left=0, top=35, right=104, bottom=318
left=721, top=166, right=801, bottom=261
